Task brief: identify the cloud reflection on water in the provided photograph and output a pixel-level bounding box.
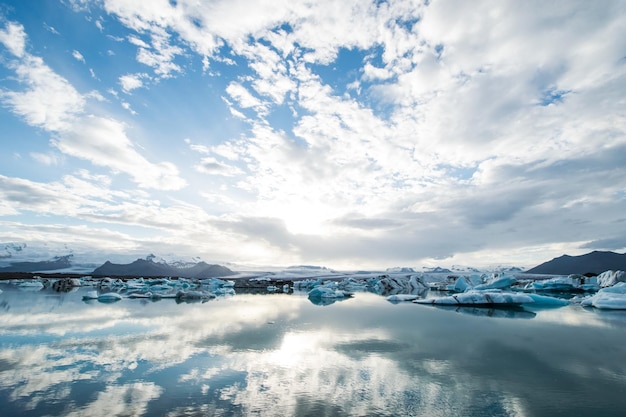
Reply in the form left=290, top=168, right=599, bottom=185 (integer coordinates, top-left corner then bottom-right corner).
left=1, top=288, right=626, bottom=416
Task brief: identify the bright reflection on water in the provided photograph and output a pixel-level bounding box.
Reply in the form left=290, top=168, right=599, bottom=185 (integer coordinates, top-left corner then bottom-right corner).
left=1, top=286, right=626, bottom=416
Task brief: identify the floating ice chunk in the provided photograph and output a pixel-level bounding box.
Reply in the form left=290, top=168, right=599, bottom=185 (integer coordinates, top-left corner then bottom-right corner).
left=581, top=293, right=626, bottom=310
left=529, top=275, right=599, bottom=292
left=175, top=290, right=215, bottom=301
left=374, top=275, right=428, bottom=295
left=97, top=292, right=123, bottom=302
left=596, top=270, right=626, bottom=288
left=308, top=286, right=353, bottom=299
left=337, top=278, right=368, bottom=292
left=83, top=290, right=98, bottom=300
left=294, top=278, right=323, bottom=290
left=125, top=279, right=147, bottom=290
left=17, top=280, right=44, bottom=290
left=250, top=276, right=272, bottom=282
left=283, top=284, right=290, bottom=292
left=386, top=294, right=421, bottom=302
left=474, top=275, right=517, bottom=291
left=447, top=276, right=474, bottom=292
left=524, top=293, right=569, bottom=307
left=414, top=291, right=534, bottom=306
left=581, top=282, right=626, bottom=310
left=598, top=282, right=626, bottom=294
left=149, top=284, right=173, bottom=292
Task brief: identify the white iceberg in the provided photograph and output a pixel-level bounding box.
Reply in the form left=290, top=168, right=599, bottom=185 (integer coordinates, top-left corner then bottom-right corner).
left=82, top=290, right=99, bottom=300
left=149, top=283, right=174, bottom=292
left=524, top=293, right=569, bottom=307
left=528, top=275, right=599, bottom=292
left=386, top=294, right=421, bottom=302
left=596, top=270, right=625, bottom=288
left=581, top=282, right=626, bottom=309
left=175, top=290, right=215, bottom=301
left=373, top=275, right=428, bottom=295
left=308, top=286, right=353, bottom=299
left=474, top=275, right=517, bottom=291
left=97, top=292, right=123, bottom=302
left=414, top=291, right=534, bottom=306
left=16, top=280, right=44, bottom=290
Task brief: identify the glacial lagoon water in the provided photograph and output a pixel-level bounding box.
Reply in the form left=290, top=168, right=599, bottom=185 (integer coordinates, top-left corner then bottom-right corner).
left=1, top=285, right=626, bottom=417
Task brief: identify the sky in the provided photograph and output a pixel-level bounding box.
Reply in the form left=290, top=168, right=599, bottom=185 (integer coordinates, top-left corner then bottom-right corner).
left=0, top=0, right=625, bottom=270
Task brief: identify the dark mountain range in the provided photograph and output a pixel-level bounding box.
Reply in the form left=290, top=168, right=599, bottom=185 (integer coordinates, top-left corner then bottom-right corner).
left=92, top=258, right=235, bottom=278
left=525, top=251, right=626, bottom=275
left=0, top=255, right=73, bottom=273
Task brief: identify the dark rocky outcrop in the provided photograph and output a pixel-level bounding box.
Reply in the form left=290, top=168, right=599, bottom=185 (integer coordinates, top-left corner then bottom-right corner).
left=92, top=259, right=235, bottom=278
left=525, top=251, right=626, bottom=275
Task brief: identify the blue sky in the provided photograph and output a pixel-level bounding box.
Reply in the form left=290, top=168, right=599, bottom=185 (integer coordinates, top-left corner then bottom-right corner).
left=0, top=0, right=625, bottom=269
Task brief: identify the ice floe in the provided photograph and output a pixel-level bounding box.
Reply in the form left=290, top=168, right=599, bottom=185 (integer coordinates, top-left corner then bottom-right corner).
left=414, top=291, right=534, bottom=306
left=438, top=274, right=517, bottom=293
left=526, top=275, right=599, bottom=292
left=386, top=294, right=421, bottom=302
left=372, top=275, right=428, bottom=295
left=596, top=270, right=626, bottom=288
left=16, top=280, right=44, bottom=290
left=524, top=293, right=570, bottom=307
left=581, top=282, right=626, bottom=310
left=307, top=285, right=353, bottom=299
left=82, top=291, right=123, bottom=302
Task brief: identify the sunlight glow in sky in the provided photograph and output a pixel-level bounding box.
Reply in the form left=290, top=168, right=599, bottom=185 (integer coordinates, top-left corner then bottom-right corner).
left=0, top=0, right=625, bottom=269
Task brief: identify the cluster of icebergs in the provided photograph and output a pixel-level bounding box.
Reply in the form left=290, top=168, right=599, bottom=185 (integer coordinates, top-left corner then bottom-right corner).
left=2, top=270, right=626, bottom=310
left=0, top=276, right=235, bottom=303
left=406, top=270, right=626, bottom=310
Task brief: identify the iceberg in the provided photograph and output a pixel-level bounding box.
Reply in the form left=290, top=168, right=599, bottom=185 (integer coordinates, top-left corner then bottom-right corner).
left=474, top=275, right=517, bottom=291
left=307, top=286, right=353, bottom=299
left=386, top=294, right=421, bottom=302
left=97, top=292, right=123, bottom=302
left=16, top=280, right=44, bottom=290
left=373, top=275, right=428, bottom=295
left=83, top=291, right=123, bottom=302
left=443, top=274, right=515, bottom=292
left=596, top=270, right=626, bottom=288
left=82, top=290, right=99, bottom=300
left=524, top=293, right=569, bottom=307
left=175, top=290, right=215, bottom=301
left=528, top=275, right=599, bottom=292
left=581, top=282, right=626, bottom=310
left=293, top=278, right=323, bottom=290
left=414, top=291, right=534, bottom=306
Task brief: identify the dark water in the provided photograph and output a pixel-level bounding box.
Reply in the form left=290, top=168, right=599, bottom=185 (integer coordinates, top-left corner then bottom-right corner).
left=1, top=285, right=626, bottom=417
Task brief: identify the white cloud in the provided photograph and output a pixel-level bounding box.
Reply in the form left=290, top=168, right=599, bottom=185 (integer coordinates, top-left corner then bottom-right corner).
left=52, top=116, right=187, bottom=190
left=0, top=55, right=85, bottom=131
left=0, top=21, right=26, bottom=57
left=0, top=21, right=188, bottom=192
left=225, top=82, right=265, bottom=111
left=120, top=101, right=137, bottom=115
left=119, top=73, right=147, bottom=93
left=30, top=152, right=64, bottom=166
left=195, top=157, right=243, bottom=177
left=72, top=50, right=85, bottom=63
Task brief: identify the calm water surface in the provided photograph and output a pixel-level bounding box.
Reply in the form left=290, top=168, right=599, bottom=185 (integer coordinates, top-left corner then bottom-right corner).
left=1, top=285, right=626, bottom=416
